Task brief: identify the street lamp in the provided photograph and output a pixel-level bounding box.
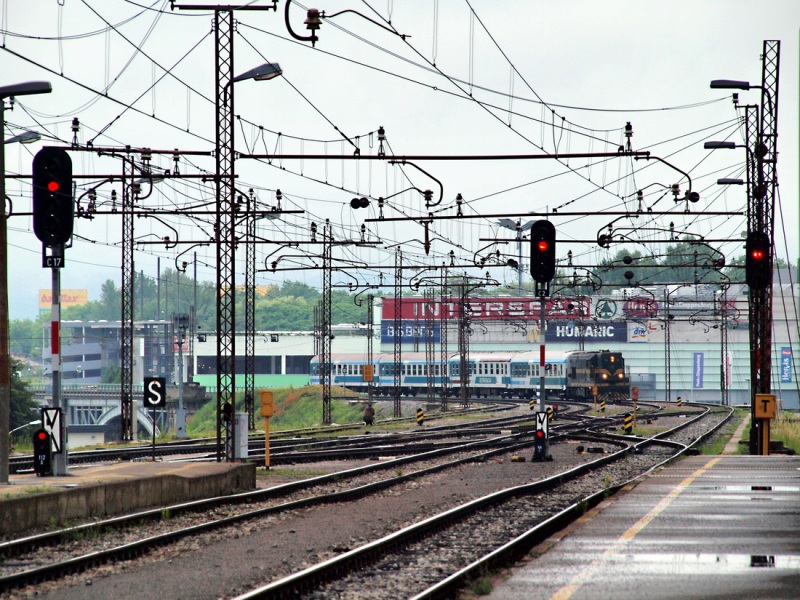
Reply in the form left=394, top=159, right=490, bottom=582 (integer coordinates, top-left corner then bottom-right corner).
left=216, top=62, right=283, bottom=461
left=233, top=62, right=282, bottom=83
left=1, top=80, right=52, bottom=484
left=4, top=130, right=41, bottom=145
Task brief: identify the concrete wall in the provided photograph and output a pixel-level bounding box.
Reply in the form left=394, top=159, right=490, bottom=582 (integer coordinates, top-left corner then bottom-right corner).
left=0, top=463, right=255, bottom=535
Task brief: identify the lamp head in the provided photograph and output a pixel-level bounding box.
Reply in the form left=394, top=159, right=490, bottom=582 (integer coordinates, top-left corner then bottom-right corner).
left=233, top=62, right=283, bottom=83
left=710, top=79, right=751, bottom=90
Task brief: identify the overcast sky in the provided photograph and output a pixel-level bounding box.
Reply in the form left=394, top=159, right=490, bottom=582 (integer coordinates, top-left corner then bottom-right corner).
left=2, top=0, right=798, bottom=320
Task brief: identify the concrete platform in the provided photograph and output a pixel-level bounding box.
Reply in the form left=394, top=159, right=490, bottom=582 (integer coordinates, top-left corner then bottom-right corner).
left=0, top=461, right=256, bottom=535
left=487, top=454, right=800, bottom=599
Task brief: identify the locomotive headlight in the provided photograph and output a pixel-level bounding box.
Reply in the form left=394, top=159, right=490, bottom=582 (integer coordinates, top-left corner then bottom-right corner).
left=601, top=373, right=608, bottom=380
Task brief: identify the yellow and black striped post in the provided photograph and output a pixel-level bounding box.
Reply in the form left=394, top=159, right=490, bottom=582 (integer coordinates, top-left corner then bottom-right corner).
left=600, top=398, right=606, bottom=413
left=529, top=397, right=535, bottom=411
left=416, top=407, right=424, bottom=426
left=623, top=412, right=633, bottom=434
left=547, top=407, right=553, bottom=421
left=676, top=396, right=682, bottom=408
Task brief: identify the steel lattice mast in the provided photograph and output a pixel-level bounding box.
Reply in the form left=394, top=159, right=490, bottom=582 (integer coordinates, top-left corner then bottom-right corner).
left=393, top=248, right=403, bottom=418
left=366, top=293, right=374, bottom=404
left=245, top=192, right=256, bottom=431
left=749, top=40, right=780, bottom=454
left=458, top=278, right=470, bottom=409
left=425, top=288, right=435, bottom=406
left=120, top=157, right=135, bottom=441
left=215, top=10, right=236, bottom=461
left=321, top=222, right=332, bottom=425
left=439, top=267, right=449, bottom=411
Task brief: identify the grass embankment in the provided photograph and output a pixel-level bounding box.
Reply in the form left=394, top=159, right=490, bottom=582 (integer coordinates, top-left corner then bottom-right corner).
left=187, top=385, right=369, bottom=437
left=735, top=411, right=800, bottom=455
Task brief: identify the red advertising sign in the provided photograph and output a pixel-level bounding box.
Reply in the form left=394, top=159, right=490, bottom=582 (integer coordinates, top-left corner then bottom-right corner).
left=381, top=297, right=591, bottom=322
left=623, top=296, right=659, bottom=318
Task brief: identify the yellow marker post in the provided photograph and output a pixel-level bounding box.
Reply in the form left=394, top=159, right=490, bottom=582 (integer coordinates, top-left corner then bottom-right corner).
left=260, top=390, right=274, bottom=468
left=592, top=385, right=598, bottom=412
left=755, top=393, right=777, bottom=456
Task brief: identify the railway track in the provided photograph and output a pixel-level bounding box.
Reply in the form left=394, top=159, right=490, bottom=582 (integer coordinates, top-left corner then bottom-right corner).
left=0, top=402, right=727, bottom=598
left=8, top=402, right=521, bottom=474
left=236, top=404, right=732, bottom=599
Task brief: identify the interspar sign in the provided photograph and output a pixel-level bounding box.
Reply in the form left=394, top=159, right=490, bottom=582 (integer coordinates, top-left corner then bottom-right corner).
left=381, top=297, right=591, bottom=322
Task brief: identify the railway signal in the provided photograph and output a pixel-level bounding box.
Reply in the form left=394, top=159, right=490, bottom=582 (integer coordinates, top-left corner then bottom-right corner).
left=32, top=429, right=53, bottom=476
left=32, top=148, right=74, bottom=247
left=532, top=411, right=551, bottom=462
left=745, top=231, right=771, bottom=290
left=529, top=220, right=556, bottom=284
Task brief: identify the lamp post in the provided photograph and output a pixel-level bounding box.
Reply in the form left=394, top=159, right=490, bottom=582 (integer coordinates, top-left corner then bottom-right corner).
left=216, top=60, right=282, bottom=461
left=707, top=64, right=780, bottom=454
left=1, top=81, right=52, bottom=484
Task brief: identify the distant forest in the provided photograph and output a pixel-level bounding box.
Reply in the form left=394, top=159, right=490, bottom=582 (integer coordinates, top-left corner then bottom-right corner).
left=10, top=275, right=379, bottom=362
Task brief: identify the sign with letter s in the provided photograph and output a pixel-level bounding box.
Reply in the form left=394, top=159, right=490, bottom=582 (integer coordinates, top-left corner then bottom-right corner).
left=143, top=377, right=167, bottom=408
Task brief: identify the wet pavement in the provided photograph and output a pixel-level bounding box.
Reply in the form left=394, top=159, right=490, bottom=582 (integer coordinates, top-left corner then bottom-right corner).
left=487, top=453, right=800, bottom=599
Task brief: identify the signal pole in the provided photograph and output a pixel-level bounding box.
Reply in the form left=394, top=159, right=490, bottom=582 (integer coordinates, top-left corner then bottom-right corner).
left=531, top=219, right=556, bottom=462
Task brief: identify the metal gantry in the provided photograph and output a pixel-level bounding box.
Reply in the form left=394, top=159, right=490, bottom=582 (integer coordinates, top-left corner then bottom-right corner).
left=120, top=157, right=135, bottom=441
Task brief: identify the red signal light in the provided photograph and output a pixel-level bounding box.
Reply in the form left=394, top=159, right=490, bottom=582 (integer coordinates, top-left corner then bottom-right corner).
left=537, top=240, right=549, bottom=252
left=47, top=180, right=60, bottom=192
left=535, top=430, right=544, bottom=438
left=37, top=431, right=48, bottom=440
left=751, top=248, right=765, bottom=260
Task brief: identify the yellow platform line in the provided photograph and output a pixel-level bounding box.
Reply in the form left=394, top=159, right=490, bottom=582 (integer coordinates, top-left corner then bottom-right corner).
left=549, top=457, right=722, bottom=600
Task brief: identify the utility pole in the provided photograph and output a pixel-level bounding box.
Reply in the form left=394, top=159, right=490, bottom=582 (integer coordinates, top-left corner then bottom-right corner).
left=1, top=81, right=51, bottom=484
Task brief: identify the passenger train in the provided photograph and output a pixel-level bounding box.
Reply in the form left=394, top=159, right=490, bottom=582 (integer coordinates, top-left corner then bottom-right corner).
left=310, top=349, right=629, bottom=401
